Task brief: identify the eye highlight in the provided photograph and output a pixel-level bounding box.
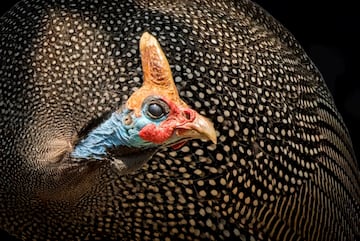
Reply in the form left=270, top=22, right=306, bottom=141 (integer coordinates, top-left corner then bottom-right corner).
left=143, top=97, right=169, bottom=120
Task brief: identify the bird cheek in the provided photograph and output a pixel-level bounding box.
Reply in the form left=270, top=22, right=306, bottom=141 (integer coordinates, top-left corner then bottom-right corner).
left=138, top=109, right=195, bottom=145
left=139, top=123, right=174, bottom=144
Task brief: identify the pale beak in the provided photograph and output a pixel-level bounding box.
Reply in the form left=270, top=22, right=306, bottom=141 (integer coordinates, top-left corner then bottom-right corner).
left=174, top=113, right=217, bottom=145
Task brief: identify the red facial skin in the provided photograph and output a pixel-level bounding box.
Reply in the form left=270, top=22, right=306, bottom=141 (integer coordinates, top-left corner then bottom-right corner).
left=139, top=98, right=196, bottom=144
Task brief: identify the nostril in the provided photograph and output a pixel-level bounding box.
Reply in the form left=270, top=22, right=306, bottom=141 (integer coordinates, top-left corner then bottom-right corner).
left=183, top=109, right=192, bottom=120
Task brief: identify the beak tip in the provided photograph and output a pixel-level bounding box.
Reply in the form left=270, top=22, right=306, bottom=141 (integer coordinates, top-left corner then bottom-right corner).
left=204, top=126, right=217, bottom=145
left=211, top=136, right=217, bottom=145
left=197, top=117, right=217, bottom=145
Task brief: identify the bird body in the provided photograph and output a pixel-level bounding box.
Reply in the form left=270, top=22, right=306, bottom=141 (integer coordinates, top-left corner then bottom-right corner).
left=0, top=0, right=359, bottom=240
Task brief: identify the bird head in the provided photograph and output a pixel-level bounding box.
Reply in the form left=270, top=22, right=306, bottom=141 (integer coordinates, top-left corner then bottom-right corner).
left=71, top=32, right=216, bottom=174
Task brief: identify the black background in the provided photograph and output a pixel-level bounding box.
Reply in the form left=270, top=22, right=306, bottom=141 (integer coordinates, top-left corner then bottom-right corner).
left=0, top=0, right=359, bottom=240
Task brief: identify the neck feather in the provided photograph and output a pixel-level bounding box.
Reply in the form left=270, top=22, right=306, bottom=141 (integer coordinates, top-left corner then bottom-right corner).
left=71, top=112, right=131, bottom=159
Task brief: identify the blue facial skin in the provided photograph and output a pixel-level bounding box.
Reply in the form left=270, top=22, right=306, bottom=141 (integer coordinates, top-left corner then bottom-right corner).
left=71, top=106, right=167, bottom=160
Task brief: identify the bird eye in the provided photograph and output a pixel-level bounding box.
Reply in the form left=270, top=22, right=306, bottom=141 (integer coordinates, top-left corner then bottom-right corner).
left=144, top=97, right=169, bottom=119
left=148, top=103, right=164, bottom=118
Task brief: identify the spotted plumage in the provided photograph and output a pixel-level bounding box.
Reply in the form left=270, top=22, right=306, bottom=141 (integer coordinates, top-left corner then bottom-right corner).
left=0, top=0, right=359, bottom=240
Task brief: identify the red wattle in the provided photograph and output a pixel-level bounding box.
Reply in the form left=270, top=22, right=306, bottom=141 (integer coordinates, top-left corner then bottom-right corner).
left=139, top=123, right=174, bottom=144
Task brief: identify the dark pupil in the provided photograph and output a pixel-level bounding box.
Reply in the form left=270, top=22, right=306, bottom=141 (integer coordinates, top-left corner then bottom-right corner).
left=148, top=103, right=164, bottom=118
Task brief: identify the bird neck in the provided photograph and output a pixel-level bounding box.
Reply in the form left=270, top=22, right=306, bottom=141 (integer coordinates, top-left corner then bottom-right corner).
left=71, top=111, right=142, bottom=160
